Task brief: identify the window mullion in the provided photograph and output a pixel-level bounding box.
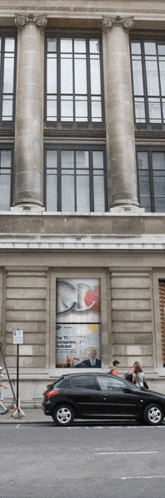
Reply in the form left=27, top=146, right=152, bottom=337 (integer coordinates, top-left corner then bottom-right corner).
left=72, top=38, right=75, bottom=122
left=156, top=43, right=164, bottom=124
left=57, top=149, right=61, bottom=211
left=100, top=38, right=105, bottom=124
left=0, top=37, right=3, bottom=127
left=86, top=38, right=91, bottom=123
left=1, top=37, right=5, bottom=126
left=74, top=150, right=77, bottom=212
left=89, top=149, right=94, bottom=211
left=149, top=150, right=155, bottom=212
left=142, top=41, right=150, bottom=126
left=57, top=37, right=61, bottom=122
left=103, top=149, right=108, bottom=212
left=11, top=147, right=14, bottom=206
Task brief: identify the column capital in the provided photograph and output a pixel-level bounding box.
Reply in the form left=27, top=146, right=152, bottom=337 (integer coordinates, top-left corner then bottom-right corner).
left=102, top=16, right=134, bottom=32
left=15, top=13, right=47, bottom=29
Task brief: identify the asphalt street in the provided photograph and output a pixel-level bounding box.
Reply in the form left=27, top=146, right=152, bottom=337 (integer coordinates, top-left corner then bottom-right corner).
left=1, top=422, right=165, bottom=498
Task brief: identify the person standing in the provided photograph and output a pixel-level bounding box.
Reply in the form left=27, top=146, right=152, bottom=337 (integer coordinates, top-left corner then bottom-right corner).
left=132, top=361, right=148, bottom=388
left=66, top=357, right=71, bottom=368
left=0, top=367, right=9, bottom=414
left=109, top=360, right=120, bottom=376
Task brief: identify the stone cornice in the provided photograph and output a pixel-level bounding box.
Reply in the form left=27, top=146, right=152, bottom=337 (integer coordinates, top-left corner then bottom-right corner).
left=15, top=13, right=47, bottom=29
left=0, top=7, right=164, bottom=27
left=0, top=234, right=165, bottom=250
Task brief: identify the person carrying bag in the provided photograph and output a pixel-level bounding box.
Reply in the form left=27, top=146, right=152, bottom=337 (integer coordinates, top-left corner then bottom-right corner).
left=132, top=361, right=149, bottom=390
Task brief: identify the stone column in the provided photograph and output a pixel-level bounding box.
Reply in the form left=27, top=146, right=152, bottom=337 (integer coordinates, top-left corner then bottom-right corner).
left=12, top=14, right=47, bottom=212
left=102, top=17, right=143, bottom=212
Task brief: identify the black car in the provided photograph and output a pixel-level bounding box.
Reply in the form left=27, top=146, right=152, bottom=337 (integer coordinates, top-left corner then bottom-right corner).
left=42, top=373, right=165, bottom=426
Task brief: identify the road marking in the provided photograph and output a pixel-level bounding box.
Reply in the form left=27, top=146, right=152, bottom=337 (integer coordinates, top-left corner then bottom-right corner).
left=94, top=451, right=159, bottom=455
left=122, top=476, right=165, bottom=480
left=67, top=427, right=82, bottom=429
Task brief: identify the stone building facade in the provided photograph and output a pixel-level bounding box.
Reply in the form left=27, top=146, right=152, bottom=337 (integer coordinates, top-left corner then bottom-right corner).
left=0, top=0, right=165, bottom=406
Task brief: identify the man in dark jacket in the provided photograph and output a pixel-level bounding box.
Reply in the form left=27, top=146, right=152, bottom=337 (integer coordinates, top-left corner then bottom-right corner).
left=75, top=348, right=101, bottom=367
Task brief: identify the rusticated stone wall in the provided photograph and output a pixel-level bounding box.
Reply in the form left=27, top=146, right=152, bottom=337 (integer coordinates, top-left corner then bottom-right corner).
left=5, top=270, right=47, bottom=369
left=111, top=271, right=153, bottom=368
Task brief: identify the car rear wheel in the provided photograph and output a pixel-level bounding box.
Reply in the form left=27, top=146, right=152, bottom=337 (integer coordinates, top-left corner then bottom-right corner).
left=52, top=405, right=74, bottom=426
left=143, top=404, right=164, bottom=425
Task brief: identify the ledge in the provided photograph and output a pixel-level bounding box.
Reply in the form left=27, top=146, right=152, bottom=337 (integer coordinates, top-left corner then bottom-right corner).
left=0, top=233, right=165, bottom=250
left=0, top=212, right=164, bottom=249
left=0, top=212, right=165, bottom=237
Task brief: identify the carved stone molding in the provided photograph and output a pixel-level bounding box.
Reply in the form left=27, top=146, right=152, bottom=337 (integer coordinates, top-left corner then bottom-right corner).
left=102, top=16, right=134, bottom=32
left=15, top=14, right=47, bottom=29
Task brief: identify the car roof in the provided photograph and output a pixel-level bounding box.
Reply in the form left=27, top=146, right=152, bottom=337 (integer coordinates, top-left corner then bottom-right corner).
left=61, top=373, right=115, bottom=379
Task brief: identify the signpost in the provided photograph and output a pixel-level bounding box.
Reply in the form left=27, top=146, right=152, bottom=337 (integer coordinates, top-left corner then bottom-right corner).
left=13, top=329, right=25, bottom=419
left=13, top=329, right=24, bottom=346
left=0, top=342, right=16, bottom=405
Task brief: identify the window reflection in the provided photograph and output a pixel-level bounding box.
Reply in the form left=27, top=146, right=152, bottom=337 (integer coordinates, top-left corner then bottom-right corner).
left=46, top=148, right=106, bottom=212
left=97, top=376, right=126, bottom=391
left=0, top=149, right=12, bottom=210
left=131, top=40, right=165, bottom=125
left=0, top=35, right=16, bottom=123
left=46, top=36, right=103, bottom=123
left=137, top=150, right=165, bottom=212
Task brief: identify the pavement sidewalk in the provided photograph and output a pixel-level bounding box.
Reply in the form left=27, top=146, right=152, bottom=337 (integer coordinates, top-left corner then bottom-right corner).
left=0, top=408, right=53, bottom=424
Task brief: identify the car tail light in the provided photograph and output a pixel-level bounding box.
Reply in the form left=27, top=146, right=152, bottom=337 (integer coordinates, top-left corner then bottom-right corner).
left=45, top=389, right=59, bottom=399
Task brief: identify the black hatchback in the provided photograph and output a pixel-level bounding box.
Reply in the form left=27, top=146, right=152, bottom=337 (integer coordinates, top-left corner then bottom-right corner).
left=42, top=373, right=165, bottom=426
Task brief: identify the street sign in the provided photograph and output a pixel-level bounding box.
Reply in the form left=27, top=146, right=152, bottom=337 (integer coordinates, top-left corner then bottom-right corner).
left=13, top=329, right=24, bottom=345
left=12, top=329, right=25, bottom=418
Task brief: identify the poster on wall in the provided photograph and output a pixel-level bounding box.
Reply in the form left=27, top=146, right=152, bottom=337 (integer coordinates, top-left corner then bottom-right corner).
left=56, top=278, right=101, bottom=368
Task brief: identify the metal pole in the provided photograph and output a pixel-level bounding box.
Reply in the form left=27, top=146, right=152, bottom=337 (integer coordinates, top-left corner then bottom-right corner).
left=0, top=342, right=16, bottom=404
left=16, top=344, right=19, bottom=409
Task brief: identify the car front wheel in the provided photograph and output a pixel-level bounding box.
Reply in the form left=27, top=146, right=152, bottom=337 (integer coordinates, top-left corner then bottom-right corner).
left=143, top=404, right=164, bottom=425
left=52, top=405, right=74, bottom=426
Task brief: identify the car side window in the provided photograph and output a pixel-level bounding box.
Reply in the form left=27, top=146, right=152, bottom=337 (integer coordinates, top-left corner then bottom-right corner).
left=57, top=377, right=71, bottom=388
left=96, top=376, right=127, bottom=391
left=70, top=375, right=97, bottom=389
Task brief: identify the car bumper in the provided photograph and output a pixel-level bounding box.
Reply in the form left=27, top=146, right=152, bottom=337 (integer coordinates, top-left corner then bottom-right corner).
left=42, top=400, right=54, bottom=415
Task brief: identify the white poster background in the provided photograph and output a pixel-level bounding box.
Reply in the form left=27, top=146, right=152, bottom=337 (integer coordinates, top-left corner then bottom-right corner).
left=56, top=278, right=101, bottom=367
